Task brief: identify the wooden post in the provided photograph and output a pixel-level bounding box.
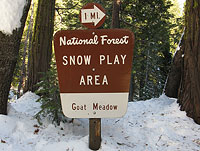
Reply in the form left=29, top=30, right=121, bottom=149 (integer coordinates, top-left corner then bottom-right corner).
left=89, top=118, right=101, bottom=150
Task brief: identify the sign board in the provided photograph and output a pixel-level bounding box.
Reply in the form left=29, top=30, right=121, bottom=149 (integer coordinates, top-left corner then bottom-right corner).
left=54, top=29, right=134, bottom=118
left=80, top=3, right=106, bottom=29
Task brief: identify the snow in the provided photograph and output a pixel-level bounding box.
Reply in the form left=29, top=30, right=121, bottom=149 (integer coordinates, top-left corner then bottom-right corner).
left=0, top=92, right=200, bottom=151
left=173, top=29, right=185, bottom=58
left=10, top=92, right=40, bottom=116
left=0, top=0, right=26, bottom=35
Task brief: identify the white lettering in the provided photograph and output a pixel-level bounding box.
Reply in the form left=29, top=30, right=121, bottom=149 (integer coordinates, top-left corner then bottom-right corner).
left=60, top=35, right=99, bottom=46
left=80, top=75, right=86, bottom=85
left=84, top=55, right=91, bottom=65
left=79, top=75, right=109, bottom=86
left=107, top=55, right=112, bottom=65
left=59, top=34, right=129, bottom=47
left=93, top=35, right=99, bottom=45
left=121, top=55, right=126, bottom=64
left=77, top=55, right=83, bottom=65
left=63, top=56, right=68, bottom=65
left=100, top=35, right=129, bottom=45
left=67, top=39, right=72, bottom=45
left=100, top=55, right=105, bottom=65
left=124, top=36, right=129, bottom=44
left=95, top=75, right=100, bottom=85
left=70, top=56, right=76, bottom=65
left=101, top=35, right=108, bottom=45
left=102, top=75, right=108, bottom=85
left=62, top=55, right=91, bottom=66
left=60, top=36, right=66, bottom=46
left=87, top=75, right=93, bottom=85
left=113, top=55, right=120, bottom=64
left=78, top=39, right=83, bottom=45
left=99, top=55, right=127, bottom=65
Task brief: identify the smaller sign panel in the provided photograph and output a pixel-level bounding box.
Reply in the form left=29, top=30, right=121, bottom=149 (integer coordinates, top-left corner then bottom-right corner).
left=54, top=29, right=134, bottom=118
left=80, top=3, right=106, bottom=29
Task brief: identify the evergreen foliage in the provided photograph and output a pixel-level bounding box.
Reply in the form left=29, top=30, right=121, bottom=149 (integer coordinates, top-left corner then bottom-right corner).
left=120, top=0, right=180, bottom=100
left=35, top=60, right=66, bottom=125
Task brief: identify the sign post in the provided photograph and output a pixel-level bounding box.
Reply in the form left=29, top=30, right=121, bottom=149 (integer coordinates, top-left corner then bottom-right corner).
left=89, top=118, right=101, bottom=150
left=54, top=3, right=134, bottom=150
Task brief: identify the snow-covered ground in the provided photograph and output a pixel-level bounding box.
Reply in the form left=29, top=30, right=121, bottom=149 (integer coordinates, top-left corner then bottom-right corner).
left=0, top=92, right=200, bottom=151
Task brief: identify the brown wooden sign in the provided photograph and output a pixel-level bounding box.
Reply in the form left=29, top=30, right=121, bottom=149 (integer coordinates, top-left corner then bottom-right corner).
left=54, top=29, right=134, bottom=118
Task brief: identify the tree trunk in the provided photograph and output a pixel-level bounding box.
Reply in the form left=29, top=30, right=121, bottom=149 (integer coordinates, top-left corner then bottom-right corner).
left=178, top=0, right=200, bottom=124
left=129, top=73, right=135, bottom=101
left=111, top=0, right=121, bottom=28
left=24, top=4, right=34, bottom=93
left=17, top=2, right=35, bottom=98
left=0, top=0, right=31, bottom=114
left=26, top=0, right=55, bottom=92
left=165, top=38, right=184, bottom=98
left=111, top=0, right=134, bottom=101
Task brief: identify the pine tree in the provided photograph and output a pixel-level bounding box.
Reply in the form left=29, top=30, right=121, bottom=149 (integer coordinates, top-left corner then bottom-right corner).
left=35, top=60, right=66, bottom=125
left=121, top=0, right=177, bottom=100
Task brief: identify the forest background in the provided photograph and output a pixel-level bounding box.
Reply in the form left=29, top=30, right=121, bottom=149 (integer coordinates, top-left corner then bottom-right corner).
left=1, top=0, right=189, bottom=124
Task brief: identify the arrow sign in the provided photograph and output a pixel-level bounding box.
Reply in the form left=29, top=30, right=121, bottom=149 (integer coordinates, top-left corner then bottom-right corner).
left=80, top=3, right=106, bottom=29
left=81, top=5, right=105, bottom=26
